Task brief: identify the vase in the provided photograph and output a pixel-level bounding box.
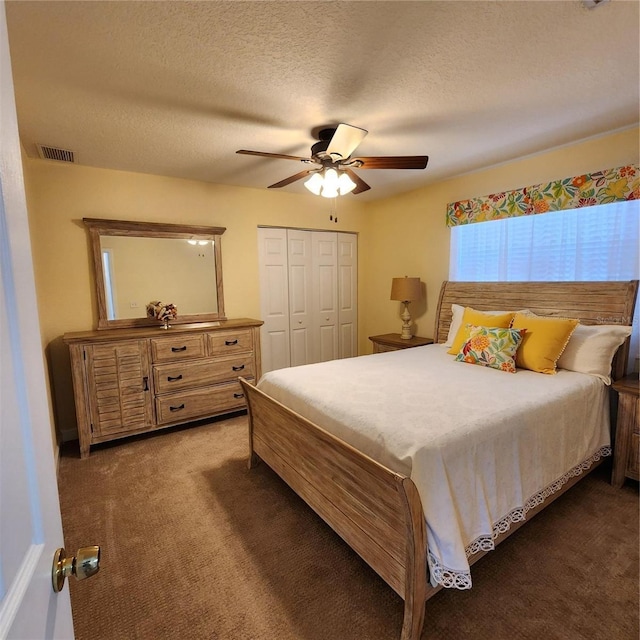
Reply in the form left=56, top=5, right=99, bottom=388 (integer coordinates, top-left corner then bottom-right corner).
left=161, top=317, right=171, bottom=330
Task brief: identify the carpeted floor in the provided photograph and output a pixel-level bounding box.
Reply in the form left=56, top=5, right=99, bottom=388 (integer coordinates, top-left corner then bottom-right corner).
left=58, top=414, right=639, bottom=640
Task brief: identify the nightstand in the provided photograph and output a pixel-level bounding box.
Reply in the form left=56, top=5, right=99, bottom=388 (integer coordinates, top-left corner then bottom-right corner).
left=369, top=333, right=433, bottom=354
left=611, top=373, right=639, bottom=488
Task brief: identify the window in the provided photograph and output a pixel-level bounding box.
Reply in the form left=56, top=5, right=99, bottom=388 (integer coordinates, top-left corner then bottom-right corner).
left=101, top=248, right=117, bottom=320
left=449, top=200, right=640, bottom=369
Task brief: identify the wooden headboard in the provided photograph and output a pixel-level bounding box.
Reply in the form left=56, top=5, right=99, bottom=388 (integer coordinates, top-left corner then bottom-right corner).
left=434, top=281, right=639, bottom=381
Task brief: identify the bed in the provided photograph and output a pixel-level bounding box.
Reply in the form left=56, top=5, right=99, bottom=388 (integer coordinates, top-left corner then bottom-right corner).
left=238, top=281, right=638, bottom=640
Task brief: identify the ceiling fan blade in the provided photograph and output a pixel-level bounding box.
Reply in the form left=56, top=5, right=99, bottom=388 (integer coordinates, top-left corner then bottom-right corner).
left=326, top=124, right=368, bottom=160
left=268, top=170, right=314, bottom=189
left=353, top=156, right=429, bottom=170
left=237, top=149, right=313, bottom=162
left=344, top=168, right=371, bottom=195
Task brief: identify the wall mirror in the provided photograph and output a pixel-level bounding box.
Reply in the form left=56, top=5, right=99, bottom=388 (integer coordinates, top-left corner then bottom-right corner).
left=84, top=218, right=226, bottom=329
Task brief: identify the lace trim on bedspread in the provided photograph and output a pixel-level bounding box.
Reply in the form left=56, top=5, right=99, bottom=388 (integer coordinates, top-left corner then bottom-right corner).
left=427, top=446, right=611, bottom=590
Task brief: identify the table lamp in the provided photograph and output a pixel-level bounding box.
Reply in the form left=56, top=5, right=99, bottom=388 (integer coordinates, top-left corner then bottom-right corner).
left=390, top=276, right=422, bottom=339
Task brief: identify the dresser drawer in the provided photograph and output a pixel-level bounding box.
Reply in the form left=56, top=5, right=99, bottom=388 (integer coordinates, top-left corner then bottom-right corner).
left=155, top=380, right=251, bottom=424
left=153, top=354, right=255, bottom=394
left=208, top=329, right=253, bottom=355
left=150, top=334, right=206, bottom=363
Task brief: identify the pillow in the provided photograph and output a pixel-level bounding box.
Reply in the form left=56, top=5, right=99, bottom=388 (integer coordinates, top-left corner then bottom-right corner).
left=447, top=308, right=516, bottom=354
left=557, top=323, right=632, bottom=384
left=510, top=312, right=579, bottom=374
left=455, top=325, right=526, bottom=373
left=443, top=304, right=465, bottom=348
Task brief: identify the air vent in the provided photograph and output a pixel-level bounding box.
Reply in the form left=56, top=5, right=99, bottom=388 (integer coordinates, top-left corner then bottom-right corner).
left=582, top=0, right=610, bottom=8
left=36, top=144, right=76, bottom=163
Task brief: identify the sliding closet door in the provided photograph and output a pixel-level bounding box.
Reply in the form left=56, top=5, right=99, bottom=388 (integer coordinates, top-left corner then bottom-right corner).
left=287, top=229, right=314, bottom=367
left=257, top=227, right=291, bottom=372
left=312, top=232, right=339, bottom=363
left=338, top=233, right=358, bottom=358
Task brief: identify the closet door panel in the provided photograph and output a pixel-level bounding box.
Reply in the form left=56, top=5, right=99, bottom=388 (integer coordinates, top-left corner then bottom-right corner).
left=258, top=228, right=290, bottom=373
left=338, top=233, right=358, bottom=358
left=287, top=230, right=313, bottom=366
left=312, top=232, right=338, bottom=363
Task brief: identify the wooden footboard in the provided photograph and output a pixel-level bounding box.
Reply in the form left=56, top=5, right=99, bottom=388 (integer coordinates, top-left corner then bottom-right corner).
left=239, top=377, right=429, bottom=640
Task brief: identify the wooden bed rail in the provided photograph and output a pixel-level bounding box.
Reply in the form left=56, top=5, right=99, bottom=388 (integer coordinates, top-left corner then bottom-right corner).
left=239, top=377, right=429, bottom=640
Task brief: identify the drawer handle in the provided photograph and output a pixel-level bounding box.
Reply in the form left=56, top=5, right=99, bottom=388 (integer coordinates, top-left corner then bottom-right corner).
left=225, top=339, right=238, bottom=346
left=169, top=404, right=185, bottom=412
left=233, top=392, right=245, bottom=399
left=171, top=346, right=187, bottom=352
left=232, top=364, right=245, bottom=371
left=167, top=375, right=183, bottom=382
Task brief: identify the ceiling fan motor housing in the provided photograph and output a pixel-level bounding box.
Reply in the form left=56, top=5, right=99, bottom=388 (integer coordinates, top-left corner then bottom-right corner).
left=311, top=127, right=342, bottom=159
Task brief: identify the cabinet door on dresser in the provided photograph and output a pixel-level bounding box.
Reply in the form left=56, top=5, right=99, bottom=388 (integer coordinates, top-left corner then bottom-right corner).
left=84, top=340, right=154, bottom=437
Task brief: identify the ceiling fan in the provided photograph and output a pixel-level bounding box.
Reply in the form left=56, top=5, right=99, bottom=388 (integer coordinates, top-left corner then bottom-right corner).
left=236, top=123, right=429, bottom=197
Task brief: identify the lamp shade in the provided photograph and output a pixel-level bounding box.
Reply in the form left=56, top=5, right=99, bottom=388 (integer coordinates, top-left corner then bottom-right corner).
left=390, top=277, right=422, bottom=302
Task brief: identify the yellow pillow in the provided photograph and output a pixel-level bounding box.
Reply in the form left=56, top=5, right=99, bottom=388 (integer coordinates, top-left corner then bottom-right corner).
left=510, top=312, right=579, bottom=374
left=447, top=308, right=516, bottom=355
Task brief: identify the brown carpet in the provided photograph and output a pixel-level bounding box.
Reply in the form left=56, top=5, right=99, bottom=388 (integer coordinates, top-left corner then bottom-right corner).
left=58, top=414, right=639, bottom=640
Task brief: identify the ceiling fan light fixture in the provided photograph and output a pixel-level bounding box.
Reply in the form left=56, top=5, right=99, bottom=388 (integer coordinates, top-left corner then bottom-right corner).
left=338, top=172, right=356, bottom=195
left=304, top=167, right=356, bottom=198
left=304, top=172, right=323, bottom=195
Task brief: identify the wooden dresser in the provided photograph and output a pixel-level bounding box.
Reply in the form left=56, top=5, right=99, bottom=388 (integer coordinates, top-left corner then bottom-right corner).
left=64, top=319, right=262, bottom=457
left=611, top=372, right=639, bottom=488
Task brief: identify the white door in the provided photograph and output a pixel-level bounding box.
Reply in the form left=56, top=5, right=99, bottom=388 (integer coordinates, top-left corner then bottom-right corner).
left=312, top=232, right=339, bottom=362
left=287, top=230, right=313, bottom=367
left=257, top=227, right=291, bottom=373
left=338, top=233, right=358, bottom=358
left=0, top=4, right=74, bottom=637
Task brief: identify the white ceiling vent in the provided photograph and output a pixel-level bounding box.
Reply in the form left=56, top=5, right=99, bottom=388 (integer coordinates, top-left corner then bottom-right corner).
left=36, top=144, right=76, bottom=163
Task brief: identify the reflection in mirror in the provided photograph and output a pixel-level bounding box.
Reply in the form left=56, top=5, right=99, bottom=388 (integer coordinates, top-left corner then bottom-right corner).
left=84, top=218, right=226, bottom=330
left=100, top=236, right=218, bottom=319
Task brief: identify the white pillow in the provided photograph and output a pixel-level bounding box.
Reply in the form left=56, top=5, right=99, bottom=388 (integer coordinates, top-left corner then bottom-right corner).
left=557, top=323, right=632, bottom=384
left=443, top=304, right=526, bottom=347
left=443, top=304, right=465, bottom=347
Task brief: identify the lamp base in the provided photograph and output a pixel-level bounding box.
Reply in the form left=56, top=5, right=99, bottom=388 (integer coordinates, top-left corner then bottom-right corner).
left=400, top=302, right=413, bottom=339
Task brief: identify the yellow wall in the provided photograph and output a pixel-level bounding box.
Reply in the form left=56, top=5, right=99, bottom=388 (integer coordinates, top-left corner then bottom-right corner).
left=24, top=126, right=638, bottom=441
left=24, top=160, right=368, bottom=439
left=362, top=127, right=640, bottom=344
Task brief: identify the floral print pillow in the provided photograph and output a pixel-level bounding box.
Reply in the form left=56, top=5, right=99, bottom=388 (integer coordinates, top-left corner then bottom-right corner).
left=455, top=324, right=526, bottom=373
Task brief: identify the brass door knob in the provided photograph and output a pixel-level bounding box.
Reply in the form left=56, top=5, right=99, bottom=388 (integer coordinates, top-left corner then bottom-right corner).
left=52, top=545, right=101, bottom=593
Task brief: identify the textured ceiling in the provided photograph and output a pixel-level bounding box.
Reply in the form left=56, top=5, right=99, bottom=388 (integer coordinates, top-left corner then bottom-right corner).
left=5, top=0, right=639, bottom=201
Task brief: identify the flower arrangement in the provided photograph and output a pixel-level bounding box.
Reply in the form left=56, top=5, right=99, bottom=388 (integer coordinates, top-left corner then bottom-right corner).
left=146, top=301, right=178, bottom=328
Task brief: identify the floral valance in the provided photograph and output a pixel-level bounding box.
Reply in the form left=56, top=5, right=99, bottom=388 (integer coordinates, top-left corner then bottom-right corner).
left=446, top=164, right=639, bottom=227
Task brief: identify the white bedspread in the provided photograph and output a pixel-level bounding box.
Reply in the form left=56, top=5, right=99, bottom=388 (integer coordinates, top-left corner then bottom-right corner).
left=257, top=345, right=611, bottom=589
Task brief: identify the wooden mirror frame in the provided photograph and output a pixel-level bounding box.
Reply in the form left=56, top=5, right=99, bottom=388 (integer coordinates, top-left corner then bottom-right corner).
left=84, top=218, right=226, bottom=329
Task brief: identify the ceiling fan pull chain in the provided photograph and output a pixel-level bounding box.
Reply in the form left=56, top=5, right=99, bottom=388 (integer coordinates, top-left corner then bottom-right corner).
left=330, top=196, right=338, bottom=223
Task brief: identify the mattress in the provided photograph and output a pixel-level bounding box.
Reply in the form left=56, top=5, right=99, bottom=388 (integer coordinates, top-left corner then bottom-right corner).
left=257, top=344, right=611, bottom=589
